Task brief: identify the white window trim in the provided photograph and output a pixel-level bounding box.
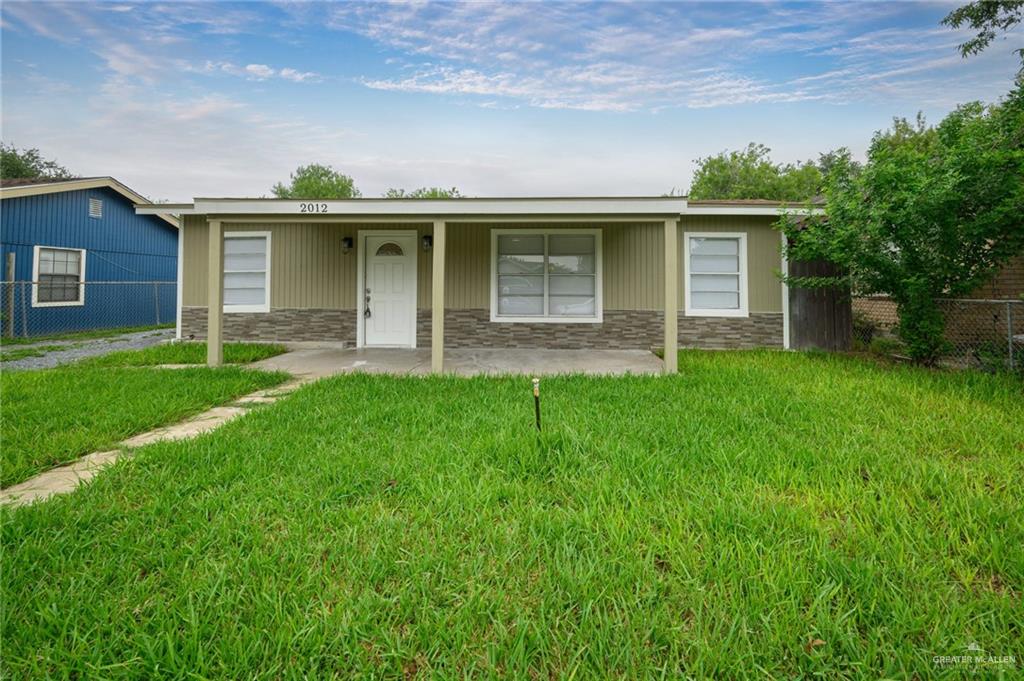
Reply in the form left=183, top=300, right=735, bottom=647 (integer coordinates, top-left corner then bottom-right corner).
left=31, top=245, right=86, bottom=308
left=223, top=230, right=271, bottom=314
left=490, top=228, right=603, bottom=324
left=683, top=231, right=749, bottom=318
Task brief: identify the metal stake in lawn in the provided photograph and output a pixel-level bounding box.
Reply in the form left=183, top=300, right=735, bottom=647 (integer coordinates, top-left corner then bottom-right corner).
left=532, top=377, right=541, bottom=432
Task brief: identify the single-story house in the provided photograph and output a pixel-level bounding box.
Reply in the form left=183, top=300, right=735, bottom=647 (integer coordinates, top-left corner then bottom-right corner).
left=1, top=177, right=178, bottom=337
left=135, top=196, right=817, bottom=373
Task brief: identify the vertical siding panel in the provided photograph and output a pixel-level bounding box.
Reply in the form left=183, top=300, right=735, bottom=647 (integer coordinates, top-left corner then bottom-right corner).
left=178, top=216, right=781, bottom=315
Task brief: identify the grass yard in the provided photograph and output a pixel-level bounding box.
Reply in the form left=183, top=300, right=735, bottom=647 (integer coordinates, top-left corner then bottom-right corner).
left=2, top=351, right=1022, bottom=678
left=77, top=341, right=288, bottom=367
left=0, top=366, right=288, bottom=487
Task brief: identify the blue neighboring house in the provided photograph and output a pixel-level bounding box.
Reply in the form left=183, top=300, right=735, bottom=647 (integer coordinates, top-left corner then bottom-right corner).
left=0, top=177, right=178, bottom=337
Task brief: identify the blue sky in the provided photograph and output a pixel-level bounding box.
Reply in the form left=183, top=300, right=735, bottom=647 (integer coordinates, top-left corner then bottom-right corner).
left=1, top=1, right=1020, bottom=200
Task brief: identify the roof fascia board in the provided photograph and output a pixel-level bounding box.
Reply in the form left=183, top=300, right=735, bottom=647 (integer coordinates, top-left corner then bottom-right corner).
left=188, top=198, right=689, bottom=216
left=134, top=200, right=822, bottom=219
left=685, top=206, right=824, bottom=216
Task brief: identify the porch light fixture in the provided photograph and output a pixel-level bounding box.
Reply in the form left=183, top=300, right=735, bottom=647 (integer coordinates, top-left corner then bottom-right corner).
left=422, top=235, right=433, bottom=252
left=341, top=237, right=354, bottom=254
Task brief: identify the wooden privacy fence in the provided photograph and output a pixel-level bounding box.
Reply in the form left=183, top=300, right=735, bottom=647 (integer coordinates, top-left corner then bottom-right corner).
left=787, top=258, right=852, bottom=351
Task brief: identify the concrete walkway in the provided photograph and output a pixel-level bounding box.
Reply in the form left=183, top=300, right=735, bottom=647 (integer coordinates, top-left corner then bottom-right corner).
left=0, top=377, right=307, bottom=508
left=251, top=346, right=663, bottom=378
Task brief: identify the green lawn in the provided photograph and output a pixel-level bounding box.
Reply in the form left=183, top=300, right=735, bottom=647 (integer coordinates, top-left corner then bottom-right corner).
left=0, top=366, right=288, bottom=487
left=2, top=351, right=1022, bottom=678
left=77, top=341, right=288, bottom=367
left=0, top=323, right=173, bottom=346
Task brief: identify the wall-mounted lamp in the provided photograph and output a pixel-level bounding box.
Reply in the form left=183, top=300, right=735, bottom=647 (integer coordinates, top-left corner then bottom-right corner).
left=422, top=235, right=433, bottom=252
left=341, top=236, right=354, bottom=254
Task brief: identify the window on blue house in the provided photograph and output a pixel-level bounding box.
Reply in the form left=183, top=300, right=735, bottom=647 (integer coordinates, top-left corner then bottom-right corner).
left=33, top=246, right=86, bottom=307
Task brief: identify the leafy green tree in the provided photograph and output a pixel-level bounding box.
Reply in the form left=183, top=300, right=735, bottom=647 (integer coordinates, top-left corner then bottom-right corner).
left=271, top=164, right=360, bottom=199
left=383, top=187, right=463, bottom=198
left=780, top=83, right=1024, bottom=364
left=687, top=143, right=823, bottom=202
left=815, top=148, right=861, bottom=180
left=0, top=143, right=73, bottom=180
left=943, top=1, right=1023, bottom=62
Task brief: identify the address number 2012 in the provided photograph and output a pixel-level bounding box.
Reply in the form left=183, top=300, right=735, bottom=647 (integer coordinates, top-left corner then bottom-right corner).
left=299, top=203, right=329, bottom=213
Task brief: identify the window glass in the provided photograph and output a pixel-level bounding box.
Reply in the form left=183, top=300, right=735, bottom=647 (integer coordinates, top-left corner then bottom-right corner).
left=37, top=248, right=83, bottom=303
left=494, top=232, right=599, bottom=320
left=224, top=235, right=268, bottom=310
left=374, top=242, right=404, bottom=256
left=687, top=236, right=743, bottom=312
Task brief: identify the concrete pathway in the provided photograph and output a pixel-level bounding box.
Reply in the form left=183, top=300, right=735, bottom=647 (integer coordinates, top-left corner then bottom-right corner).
left=0, top=377, right=307, bottom=508
left=251, top=346, right=663, bottom=378
left=1, top=327, right=174, bottom=371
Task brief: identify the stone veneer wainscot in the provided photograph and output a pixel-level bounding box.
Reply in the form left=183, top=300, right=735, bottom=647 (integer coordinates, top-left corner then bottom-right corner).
left=181, top=306, right=783, bottom=349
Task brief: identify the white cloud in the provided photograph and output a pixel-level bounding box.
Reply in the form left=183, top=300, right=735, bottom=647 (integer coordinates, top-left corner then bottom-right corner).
left=244, top=63, right=275, bottom=80
left=187, top=60, right=321, bottom=83
left=279, top=67, right=319, bottom=83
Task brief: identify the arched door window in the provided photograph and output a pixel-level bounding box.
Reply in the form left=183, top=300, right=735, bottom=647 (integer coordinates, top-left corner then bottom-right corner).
left=375, top=242, right=404, bottom=256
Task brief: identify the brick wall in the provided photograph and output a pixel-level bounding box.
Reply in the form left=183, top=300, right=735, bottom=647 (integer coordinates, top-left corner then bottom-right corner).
left=971, top=256, right=1024, bottom=300
left=183, top=306, right=783, bottom=350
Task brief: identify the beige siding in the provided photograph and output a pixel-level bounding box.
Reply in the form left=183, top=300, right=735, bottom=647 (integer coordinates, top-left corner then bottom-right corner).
left=182, top=217, right=432, bottom=308
left=181, top=214, right=783, bottom=314
left=678, top=215, right=783, bottom=313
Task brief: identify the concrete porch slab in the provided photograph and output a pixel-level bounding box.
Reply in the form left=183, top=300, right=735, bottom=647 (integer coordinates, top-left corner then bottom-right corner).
left=250, top=346, right=662, bottom=378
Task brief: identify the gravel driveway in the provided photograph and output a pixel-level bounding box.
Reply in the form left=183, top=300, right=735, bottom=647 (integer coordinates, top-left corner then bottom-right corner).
left=1, top=328, right=175, bottom=371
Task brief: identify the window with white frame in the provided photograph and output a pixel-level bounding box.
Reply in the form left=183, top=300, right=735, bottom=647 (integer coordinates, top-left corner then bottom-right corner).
left=684, top=232, right=748, bottom=317
left=492, top=229, right=601, bottom=322
left=223, top=232, right=270, bottom=313
left=33, top=246, right=86, bottom=307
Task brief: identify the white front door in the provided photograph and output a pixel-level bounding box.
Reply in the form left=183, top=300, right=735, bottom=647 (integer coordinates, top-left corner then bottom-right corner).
left=362, top=233, right=417, bottom=347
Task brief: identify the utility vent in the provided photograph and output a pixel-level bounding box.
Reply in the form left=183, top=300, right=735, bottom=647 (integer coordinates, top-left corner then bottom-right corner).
left=88, top=198, right=102, bottom=218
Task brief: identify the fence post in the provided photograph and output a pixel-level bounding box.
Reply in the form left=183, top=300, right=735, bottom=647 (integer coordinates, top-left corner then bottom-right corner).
left=20, top=281, right=29, bottom=338
left=1009, top=302, right=1015, bottom=371
left=154, top=282, right=161, bottom=325
left=4, top=253, right=14, bottom=338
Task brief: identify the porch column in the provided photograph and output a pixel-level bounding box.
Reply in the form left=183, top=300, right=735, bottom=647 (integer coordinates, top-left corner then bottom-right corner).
left=663, top=218, right=678, bottom=374
left=207, top=219, right=223, bottom=367
left=431, top=220, right=446, bottom=373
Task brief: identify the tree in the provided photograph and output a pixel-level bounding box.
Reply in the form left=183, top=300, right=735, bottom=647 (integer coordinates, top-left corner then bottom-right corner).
left=0, top=143, right=73, bottom=180
left=271, top=164, right=360, bottom=199
left=383, top=186, right=463, bottom=198
left=943, top=1, right=1023, bottom=62
left=780, top=83, right=1024, bottom=364
left=816, top=148, right=861, bottom=180
left=687, top=143, right=823, bottom=202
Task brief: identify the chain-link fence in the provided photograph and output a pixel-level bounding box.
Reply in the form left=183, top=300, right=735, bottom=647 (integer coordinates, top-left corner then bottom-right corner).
left=852, top=296, right=1024, bottom=372
left=1, top=281, right=176, bottom=339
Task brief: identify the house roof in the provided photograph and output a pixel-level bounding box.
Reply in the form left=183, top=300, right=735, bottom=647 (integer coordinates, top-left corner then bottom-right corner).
left=135, top=196, right=823, bottom=219
left=1, top=176, right=178, bottom=228
left=687, top=198, right=825, bottom=207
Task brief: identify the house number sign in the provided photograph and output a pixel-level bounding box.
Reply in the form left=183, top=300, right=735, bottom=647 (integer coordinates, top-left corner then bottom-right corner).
left=299, top=203, right=329, bottom=213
